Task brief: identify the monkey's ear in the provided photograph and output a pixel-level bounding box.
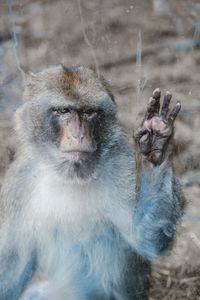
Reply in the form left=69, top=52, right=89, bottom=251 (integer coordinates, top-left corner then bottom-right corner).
left=29, top=72, right=37, bottom=77
left=24, top=72, right=38, bottom=85
left=23, top=72, right=39, bottom=101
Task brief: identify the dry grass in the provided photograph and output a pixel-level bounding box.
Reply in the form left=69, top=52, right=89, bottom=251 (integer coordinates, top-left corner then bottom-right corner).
left=151, top=262, right=200, bottom=300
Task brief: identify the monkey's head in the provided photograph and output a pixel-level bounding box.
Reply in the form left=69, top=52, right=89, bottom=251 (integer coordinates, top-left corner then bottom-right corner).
left=15, top=65, right=119, bottom=182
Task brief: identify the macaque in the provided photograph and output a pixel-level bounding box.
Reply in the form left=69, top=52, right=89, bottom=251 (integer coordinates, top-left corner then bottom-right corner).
left=0, top=65, right=184, bottom=300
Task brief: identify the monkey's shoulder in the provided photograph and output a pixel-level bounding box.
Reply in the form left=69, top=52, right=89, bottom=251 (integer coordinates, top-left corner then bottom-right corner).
left=0, top=159, right=38, bottom=207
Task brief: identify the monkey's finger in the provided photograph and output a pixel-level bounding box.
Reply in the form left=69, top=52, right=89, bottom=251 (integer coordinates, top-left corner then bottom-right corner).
left=151, top=88, right=161, bottom=113
left=145, top=97, right=160, bottom=120
left=153, top=88, right=161, bottom=102
left=160, top=91, right=172, bottom=118
left=134, top=127, right=148, bottom=140
left=168, top=102, right=181, bottom=125
left=145, top=88, right=161, bottom=119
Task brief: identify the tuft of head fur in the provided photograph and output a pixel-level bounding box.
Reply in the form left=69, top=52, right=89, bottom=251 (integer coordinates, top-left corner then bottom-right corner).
left=23, top=65, right=115, bottom=106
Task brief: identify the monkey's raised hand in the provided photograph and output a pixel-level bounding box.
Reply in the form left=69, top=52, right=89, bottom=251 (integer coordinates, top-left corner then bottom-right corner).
left=135, top=88, right=181, bottom=165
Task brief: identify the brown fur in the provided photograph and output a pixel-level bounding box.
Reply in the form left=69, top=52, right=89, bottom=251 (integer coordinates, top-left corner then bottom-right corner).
left=24, top=65, right=112, bottom=107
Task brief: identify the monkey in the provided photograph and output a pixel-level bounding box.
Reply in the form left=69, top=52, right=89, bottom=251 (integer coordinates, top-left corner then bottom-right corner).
left=0, top=65, right=184, bottom=300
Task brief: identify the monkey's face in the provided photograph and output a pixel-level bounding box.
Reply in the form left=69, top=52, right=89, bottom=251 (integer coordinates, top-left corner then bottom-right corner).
left=16, top=66, right=117, bottom=182
left=48, top=103, right=104, bottom=180
left=38, top=99, right=115, bottom=181
left=53, top=107, right=98, bottom=160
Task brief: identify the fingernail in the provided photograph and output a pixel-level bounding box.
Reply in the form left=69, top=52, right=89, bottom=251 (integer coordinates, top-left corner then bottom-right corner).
left=165, top=91, right=172, bottom=97
left=153, top=88, right=161, bottom=98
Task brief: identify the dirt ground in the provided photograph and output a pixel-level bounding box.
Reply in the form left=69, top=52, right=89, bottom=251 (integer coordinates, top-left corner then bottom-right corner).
left=0, top=0, right=200, bottom=299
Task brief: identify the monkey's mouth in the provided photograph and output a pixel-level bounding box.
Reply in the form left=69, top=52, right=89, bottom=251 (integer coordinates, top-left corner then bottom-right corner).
left=60, top=150, right=95, bottom=161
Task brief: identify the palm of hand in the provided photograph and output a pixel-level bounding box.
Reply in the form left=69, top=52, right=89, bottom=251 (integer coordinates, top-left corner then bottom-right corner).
left=135, top=89, right=181, bottom=165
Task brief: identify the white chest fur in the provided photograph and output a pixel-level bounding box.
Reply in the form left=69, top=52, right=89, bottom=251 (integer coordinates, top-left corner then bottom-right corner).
left=21, top=165, right=135, bottom=297
left=27, top=166, right=111, bottom=231
left=24, top=165, right=134, bottom=244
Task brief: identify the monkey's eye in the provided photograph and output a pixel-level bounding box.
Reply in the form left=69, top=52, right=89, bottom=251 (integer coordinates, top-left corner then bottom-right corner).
left=52, top=107, right=71, bottom=115
left=82, top=109, right=98, bottom=119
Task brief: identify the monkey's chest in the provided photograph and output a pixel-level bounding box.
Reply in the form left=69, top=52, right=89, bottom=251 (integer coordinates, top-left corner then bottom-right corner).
left=38, top=225, right=125, bottom=295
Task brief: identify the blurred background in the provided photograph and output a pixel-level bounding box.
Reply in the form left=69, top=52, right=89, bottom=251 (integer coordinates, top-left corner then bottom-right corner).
left=0, top=0, right=200, bottom=298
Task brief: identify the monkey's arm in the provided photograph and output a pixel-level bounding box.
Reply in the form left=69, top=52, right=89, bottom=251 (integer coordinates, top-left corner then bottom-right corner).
left=0, top=164, right=38, bottom=300
left=133, top=161, right=184, bottom=260
left=133, top=89, right=184, bottom=260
